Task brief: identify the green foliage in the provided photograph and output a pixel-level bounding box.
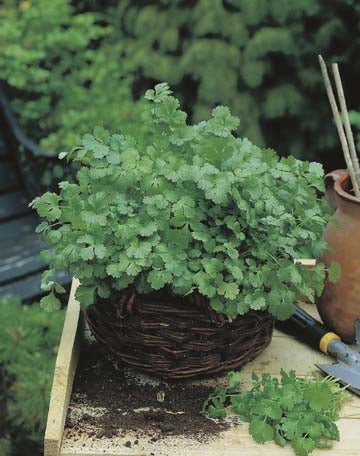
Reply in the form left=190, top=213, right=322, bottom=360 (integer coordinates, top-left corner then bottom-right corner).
left=1, top=0, right=359, bottom=170
left=0, top=295, right=64, bottom=451
left=0, top=435, right=12, bottom=456
left=115, top=0, right=360, bottom=165
left=0, top=0, right=142, bottom=156
left=203, top=370, right=347, bottom=455
left=349, top=110, right=360, bottom=152
left=328, top=261, right=341, bottom=283
left=32, top=84, right=333, bottom=319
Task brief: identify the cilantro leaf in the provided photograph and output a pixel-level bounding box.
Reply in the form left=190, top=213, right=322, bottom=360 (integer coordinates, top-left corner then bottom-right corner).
left=253, top=399, right=282, bottom=420
left=281, top=384, right=300, bottom=410
left=40, top=291, right=61, bottom=312
left=147, top=270, right=167, bottom=290
left=80, top=246, right=95, bottom=261
left=106, top=150, right=121, bottom=165
left=218, top=282, right=239, bottom=300
left=274, top=427, right=287, bottom=447
left=30, top=192, right=61, bottom=221
left=145, top=82, right=172, bottom=102
left=93, top=126, right=110, bottom=143
left=268, top=290, right=295, bottom=320
left=249, top=293, right=266, bottom=310
left=94, top=244, right=108, bottom=259
left=228, top=371, right=242, bottom=390
left=75, top=285, right=95, bottom=308
left=309, top=162, right=324, bottom=177
left=292, top=436, right=316, bottom=456
left=328, top=261, right=341, bottom=283
left=249, top=420, right=274, bottom=444
left=82, top=133, right=108, bottom=158
left=207, top=405, right=227, bottom=419
left=303, top=382, right=334, bottom=411
left=282, top=416, right=301, bottom=440
left=35, top=221, right=49, bottom=234
left=206, top=106, right=240, bottom=137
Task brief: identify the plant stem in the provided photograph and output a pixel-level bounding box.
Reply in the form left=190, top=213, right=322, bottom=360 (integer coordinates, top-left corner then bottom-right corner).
left=332, top=63, right=360, bottom=188
left=266, top=251, right=280, bottom=265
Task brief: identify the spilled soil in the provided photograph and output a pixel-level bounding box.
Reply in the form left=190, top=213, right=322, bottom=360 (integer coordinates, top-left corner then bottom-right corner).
left=65, top=340, right=228, bottom=447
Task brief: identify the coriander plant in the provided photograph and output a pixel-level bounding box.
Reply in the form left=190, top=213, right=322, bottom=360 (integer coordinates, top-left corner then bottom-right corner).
left=31, top=83, right=336, bottom=318
left=203, top=370, right=347, bottom=456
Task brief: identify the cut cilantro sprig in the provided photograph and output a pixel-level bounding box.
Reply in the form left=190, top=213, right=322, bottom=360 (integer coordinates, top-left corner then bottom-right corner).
left=203, top=370, right=347, bottom=456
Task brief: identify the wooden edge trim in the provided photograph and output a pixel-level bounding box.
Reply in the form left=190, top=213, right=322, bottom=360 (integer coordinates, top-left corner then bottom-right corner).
left=44, top=279, right=83, bottom=456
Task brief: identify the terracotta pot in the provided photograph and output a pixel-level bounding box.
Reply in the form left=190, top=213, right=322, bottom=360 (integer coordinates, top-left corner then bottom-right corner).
left=316, top=169, right=360, bottom=342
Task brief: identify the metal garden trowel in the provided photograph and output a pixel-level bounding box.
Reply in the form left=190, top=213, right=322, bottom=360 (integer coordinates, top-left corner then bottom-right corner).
left=276, top=304, right=360, bottom=396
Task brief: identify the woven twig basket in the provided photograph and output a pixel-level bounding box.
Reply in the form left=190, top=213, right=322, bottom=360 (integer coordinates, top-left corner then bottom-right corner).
left=85, top=288, right=274, bottom=379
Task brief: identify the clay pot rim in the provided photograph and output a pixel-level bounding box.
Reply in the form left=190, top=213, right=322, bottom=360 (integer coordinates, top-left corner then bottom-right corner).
left=334, top=173, right=360, bottom=205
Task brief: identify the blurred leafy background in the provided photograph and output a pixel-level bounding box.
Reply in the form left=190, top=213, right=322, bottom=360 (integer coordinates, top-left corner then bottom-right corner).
left=1, top=0, right=360, bottom=454
left=0, top=297, right=64, bottom=456
left=2, top=0, right=360, bottom=167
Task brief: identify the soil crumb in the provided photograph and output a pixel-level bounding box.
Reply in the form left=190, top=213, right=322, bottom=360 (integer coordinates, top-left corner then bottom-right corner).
left=66, top=340, right=228, bottom=443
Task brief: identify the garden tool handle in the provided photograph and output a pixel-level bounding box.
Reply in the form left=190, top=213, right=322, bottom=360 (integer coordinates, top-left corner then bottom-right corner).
left=276, top=304, right=340, bottom=354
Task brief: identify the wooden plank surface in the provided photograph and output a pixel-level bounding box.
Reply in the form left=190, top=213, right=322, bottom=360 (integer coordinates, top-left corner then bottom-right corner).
left=0, top=213, right=45, bottom=296
left=0, top=238, right=44, bottom=283
left=58, top=302, right=360, bottom=456
left=59, top=419, right=360, bottom=456
left=0, top=269, right=70, bottom=301
left=44, top=279, right=82, bottom=456
left=0, top=191, right=31, bottom=221
left=0, top=213, right=39, bottom=242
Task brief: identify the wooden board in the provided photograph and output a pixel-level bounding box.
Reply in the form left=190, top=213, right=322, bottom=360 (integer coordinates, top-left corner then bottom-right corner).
left=0, top=238, right=44, bottom=283
left=0, top=190, right=31, bottom=221
left=0, top=269, right=70, bottom=301
left=0, top=213, right=72, bottom=300
left=46, top=283, right=360, bottom=456
left=0, top=213, right=39, bottom=242
left=44, top=279, right=83, bottom=456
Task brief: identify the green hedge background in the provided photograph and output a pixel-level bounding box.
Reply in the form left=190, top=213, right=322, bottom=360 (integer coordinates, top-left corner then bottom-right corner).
left=1, top=0, right=360, bottom=454
left=1, top=0, right=360, bottom=168
left=0, top=297, right=64, bottom=456
left=114, top=0, right=360, bottom=169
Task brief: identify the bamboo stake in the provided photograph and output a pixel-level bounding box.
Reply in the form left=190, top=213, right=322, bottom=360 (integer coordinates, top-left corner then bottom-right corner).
left=318, top=55, right=360, bottom=198
left=332, top=62, right=360, bottom=187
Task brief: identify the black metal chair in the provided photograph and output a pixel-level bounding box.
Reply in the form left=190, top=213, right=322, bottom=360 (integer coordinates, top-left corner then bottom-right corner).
left=0, top=85, right=70, bottom=301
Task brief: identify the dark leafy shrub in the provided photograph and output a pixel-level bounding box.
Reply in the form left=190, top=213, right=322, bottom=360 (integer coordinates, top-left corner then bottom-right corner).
left=113, top=0, right=360, bottom=168
left=0, top=0, right=142, bottom=154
